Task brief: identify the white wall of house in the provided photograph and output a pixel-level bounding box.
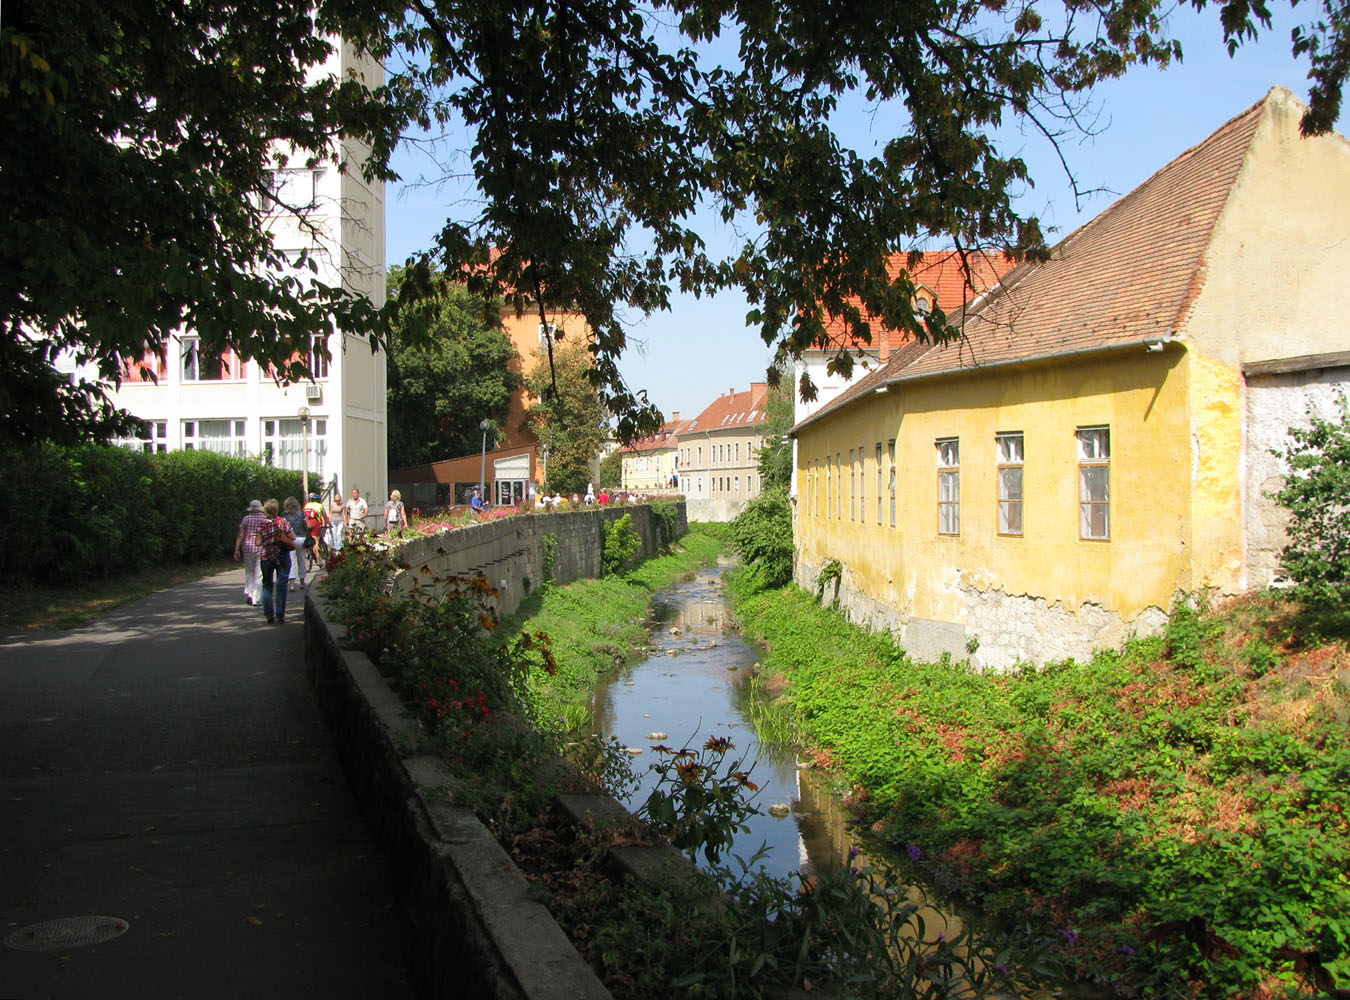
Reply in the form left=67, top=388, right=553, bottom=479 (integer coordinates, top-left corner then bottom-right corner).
left=103, top=40, right=387, bottom=507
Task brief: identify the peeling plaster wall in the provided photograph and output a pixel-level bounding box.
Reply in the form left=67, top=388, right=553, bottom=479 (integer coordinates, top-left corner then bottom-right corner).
left=799, top=555, right=1170, bottom=670
left=960, top=587, right=1170, bottom=671
left=1244, top=369, right=1350, bottom=590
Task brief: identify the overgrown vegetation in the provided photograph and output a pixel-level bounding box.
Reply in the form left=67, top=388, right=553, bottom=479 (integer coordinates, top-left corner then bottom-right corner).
left=727, top=485, right=795, bottom=592
left=601, top=512, right=643, bottom=576
left=1272, top=391, right=1350, bottom=608
left=319, top=524, right=1057, bottom=998
left=725, top=571, right=1350, bottom=1000
left=0, top=443, right=306, bottom=585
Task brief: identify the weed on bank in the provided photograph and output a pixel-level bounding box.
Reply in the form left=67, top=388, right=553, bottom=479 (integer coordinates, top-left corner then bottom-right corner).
left=725, top=573, right=1350, bottom=1000
left=319, top=526, right=1063, bottom=998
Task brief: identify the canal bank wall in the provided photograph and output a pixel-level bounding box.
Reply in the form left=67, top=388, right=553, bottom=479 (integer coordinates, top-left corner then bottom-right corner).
left=390, top=503, right=687, bottom=617
left=305, top=505, right=688, bottom=999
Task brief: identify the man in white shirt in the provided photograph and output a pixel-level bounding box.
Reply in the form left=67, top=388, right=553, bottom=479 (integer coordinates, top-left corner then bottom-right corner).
left=345, top=486, right=369, bottom=540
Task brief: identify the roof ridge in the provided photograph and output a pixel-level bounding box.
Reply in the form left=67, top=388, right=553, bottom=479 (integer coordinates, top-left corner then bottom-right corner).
left=1054, top=89, right=1275, bottom=258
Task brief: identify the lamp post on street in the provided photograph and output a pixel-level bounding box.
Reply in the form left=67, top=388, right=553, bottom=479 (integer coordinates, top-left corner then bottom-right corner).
left=479, top=418, right=491, bottom=505
left=297, top=406, right=311, bottom=498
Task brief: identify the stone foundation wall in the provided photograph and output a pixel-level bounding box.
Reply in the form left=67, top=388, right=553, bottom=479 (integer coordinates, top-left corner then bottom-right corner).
left=796, top=555, right=1170, bottom=671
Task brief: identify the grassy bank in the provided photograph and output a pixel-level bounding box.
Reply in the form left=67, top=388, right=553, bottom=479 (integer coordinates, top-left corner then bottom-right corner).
left=725, top=572, right=1350, bottom=1000
left=499, top=525, right=726, bottom=729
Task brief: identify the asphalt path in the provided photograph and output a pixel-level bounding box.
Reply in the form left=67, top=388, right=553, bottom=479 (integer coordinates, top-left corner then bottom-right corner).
left=0, top=570, right=415, bottom=999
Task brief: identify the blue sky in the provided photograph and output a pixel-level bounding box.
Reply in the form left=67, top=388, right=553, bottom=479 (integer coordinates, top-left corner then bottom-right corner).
left=384, top=6, right=1343, bottom=420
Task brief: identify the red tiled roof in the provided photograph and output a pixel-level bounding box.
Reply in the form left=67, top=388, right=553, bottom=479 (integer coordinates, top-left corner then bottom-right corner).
left=622, top=420, right=686, bottom=453
left=815, top=250, right=1016, bottom=359
left=797, top=87, right=1287, bottom=430
left=685, top=384, right=770, bottom=434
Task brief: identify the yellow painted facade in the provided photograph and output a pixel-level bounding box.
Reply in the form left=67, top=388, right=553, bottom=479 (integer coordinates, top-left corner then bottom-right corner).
left=796, top=348, right=1198, bottom=626
left=790, top=88, right=1350, bottom=667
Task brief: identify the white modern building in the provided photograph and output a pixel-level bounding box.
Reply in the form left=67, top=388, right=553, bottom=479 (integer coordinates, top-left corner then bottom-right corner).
left=99, top=39, right=388, bottom=503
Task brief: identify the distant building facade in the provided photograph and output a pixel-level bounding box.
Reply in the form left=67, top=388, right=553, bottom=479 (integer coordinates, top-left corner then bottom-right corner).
left=680, top=384, right=769, bottom=521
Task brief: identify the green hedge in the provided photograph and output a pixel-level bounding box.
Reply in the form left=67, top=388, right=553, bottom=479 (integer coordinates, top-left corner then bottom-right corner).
left=0, top=444, right=306, bottom=584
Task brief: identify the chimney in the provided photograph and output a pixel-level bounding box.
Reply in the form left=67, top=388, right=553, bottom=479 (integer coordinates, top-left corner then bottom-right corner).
left=671, top=411, right=680, bottom=422
left=879, top=328, right=890, bottom=362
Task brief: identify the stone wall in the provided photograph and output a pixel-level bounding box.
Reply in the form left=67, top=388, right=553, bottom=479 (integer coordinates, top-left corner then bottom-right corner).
left=304, top=502, right=700, bottom=999
left=390, top=503, right=687, bottom=616
left=683, top=497, right=750, bottom=523
left=796, top=553, right=1170, bottom=671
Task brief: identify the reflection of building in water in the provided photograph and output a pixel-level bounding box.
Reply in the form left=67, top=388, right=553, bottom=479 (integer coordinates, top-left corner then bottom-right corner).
left=794, top=768, right=962, bottom=941
left=672, top=599, right=730, bottom=633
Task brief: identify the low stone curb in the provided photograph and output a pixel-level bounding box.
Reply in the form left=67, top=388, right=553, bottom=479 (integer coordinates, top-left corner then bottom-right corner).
left=304, top=591, right=614, bottom=1000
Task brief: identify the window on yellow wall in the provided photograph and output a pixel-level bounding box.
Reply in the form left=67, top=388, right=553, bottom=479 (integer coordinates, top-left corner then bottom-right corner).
left=837, top=452, right=843, bottom=518
left=1078, top=427, right=1110, bottom=540
left=937, top=437, right=960, bottom=535
left=858, top=444, right=865, bottom=522
left=888, top=440, right=896, bottom=527
left=849, top=449, right=855, bottom=520
left=997, top=432, right=1024, bottom=536
left=875, top=443, right=883, bottom=524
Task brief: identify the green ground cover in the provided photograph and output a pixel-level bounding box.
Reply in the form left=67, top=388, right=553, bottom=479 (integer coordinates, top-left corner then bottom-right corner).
left=725, top=573, right=1350, bottom=1000
left=500, top=526, right=725, bottom=728
left=320, top=525, right=1060, bottom=998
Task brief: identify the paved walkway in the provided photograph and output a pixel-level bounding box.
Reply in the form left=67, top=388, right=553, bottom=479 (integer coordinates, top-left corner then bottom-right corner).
left=0, top=570, right=415, bottom=999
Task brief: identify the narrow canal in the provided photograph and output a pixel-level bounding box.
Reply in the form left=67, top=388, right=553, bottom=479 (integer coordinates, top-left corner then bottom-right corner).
left=588, top=562, right=940, bottom=904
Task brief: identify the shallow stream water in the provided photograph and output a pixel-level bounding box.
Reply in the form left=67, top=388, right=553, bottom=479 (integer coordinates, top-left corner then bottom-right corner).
left=587, top=563, right=952, bottom=923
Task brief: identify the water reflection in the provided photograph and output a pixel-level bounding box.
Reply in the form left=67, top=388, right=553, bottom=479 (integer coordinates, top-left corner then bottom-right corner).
left=587, top=562, right=948, bottom=939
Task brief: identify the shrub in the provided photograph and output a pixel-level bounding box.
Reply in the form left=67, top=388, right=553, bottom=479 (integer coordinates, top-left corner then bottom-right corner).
left=601, top=513, right=642, bottom=575
left=1271, top=391, right=1350, bottom=607
left=728, top=485, right=794, bottom=591
left=0, top=442, right=303, bottom=584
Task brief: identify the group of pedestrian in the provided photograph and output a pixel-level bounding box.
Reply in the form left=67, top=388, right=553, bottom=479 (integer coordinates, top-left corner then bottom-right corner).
left=234, top=485, right=409, bottom=626
left=233, top=498, right=299, bottom=624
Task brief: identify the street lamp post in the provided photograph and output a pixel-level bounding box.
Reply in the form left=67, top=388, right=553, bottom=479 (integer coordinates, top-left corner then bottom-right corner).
left=479, top=418, right=491, bottom=505
left=297, top=406, right=311, bottom=498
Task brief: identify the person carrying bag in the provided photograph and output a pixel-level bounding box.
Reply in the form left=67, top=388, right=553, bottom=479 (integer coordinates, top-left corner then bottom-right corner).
left=256, top=499, right=296, bottom=624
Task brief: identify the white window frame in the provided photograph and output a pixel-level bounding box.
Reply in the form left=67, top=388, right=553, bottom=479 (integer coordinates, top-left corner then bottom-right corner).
left=261, top=168, right=321, bottom=213
left=1078, top=427, right=1111, bottom=540
left=937, top=437, right=960, bottom=536
left=262, top=417, right=328, bottom=478
left=183, top=419, right=248, bottom=456
left=997, top=432, right=1025, bottom=536
left=114, top=420, right=168, bottom=454
left=888, top=440, right=897, bottom=528
left=876, top=443, right=883, bottom=524
left=181, top=339, right=242, bottom=382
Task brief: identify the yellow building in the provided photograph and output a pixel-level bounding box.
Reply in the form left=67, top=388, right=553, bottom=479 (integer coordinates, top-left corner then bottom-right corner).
left=792, top=87, right=1350, bottom=669
left=618, top=416, right=684, bottom=494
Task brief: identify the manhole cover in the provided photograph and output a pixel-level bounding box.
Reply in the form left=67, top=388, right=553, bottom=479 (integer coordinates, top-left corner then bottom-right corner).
left=5, top=916, right=129, bottom=952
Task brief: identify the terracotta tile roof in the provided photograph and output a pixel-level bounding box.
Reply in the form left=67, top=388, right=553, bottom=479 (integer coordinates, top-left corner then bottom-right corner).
left=622, top=420, right=685, bottom=453
left=795, top=87, right=1285, bottom=432
left=685, top=384, right=770, bottom=434
left=815, top=250, right=1016, bottom=358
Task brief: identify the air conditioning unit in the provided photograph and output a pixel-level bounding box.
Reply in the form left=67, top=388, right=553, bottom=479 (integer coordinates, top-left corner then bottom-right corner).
left=305, top=383, right=322, bottom=401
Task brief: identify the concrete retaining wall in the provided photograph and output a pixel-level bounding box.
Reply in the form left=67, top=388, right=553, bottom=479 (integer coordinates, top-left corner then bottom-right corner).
left=304, top=504, right=690, bottom=999
left=391, top=504, right=687, bottom=617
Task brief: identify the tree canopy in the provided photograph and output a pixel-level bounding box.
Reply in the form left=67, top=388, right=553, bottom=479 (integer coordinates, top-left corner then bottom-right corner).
left=1, top=0, right=406, bottom=444
left=386, top=267, right=520, bottom=468
left=524, top=340, right=610, bottom=494
left=5, top=0, right=1348, bottom=444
